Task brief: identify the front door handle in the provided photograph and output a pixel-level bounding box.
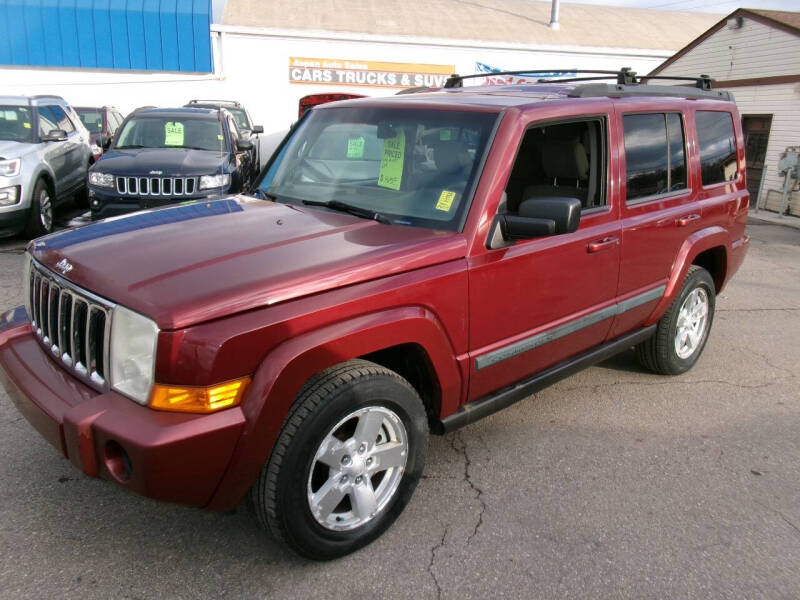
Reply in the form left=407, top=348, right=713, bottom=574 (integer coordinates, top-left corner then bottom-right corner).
left=587, top=237, right=619, bottom=253
left=676, top=214, right=700, bottom=227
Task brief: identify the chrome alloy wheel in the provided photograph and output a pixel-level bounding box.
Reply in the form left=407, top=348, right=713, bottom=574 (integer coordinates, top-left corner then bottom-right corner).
left=307, top=406, right=408, bottom=531
left=38, top=188, right=53, bottom=231
left=674, top=287, right=709, bottom=360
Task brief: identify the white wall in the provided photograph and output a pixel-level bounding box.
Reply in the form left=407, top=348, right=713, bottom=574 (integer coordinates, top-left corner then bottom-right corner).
left=657, top=16, right=800, bottom=214
left=658, top=16, right=800, bottom=80
left=0, top=26, right=670, bottom=136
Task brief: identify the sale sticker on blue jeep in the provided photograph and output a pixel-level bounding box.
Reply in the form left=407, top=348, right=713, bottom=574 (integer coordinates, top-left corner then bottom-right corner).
left=164, top=122, right=185, bottom=146
left=378, top=130, right=405, bottom=190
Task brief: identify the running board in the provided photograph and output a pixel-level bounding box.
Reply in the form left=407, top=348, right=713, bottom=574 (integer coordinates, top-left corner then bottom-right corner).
left=437, top=326, right=656, bottom=433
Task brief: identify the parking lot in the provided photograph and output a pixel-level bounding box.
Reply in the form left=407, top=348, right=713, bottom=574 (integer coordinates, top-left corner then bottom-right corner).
left=0, top=219, right=798, bottom=599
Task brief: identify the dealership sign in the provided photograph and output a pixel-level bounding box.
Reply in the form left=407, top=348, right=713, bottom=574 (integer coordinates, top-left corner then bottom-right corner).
left=289, top=57, right=455, bottom=89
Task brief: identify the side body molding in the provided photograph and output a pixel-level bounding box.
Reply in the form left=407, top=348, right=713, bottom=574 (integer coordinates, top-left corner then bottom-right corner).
left=644, top=226, right=730, bottom=326
left=206, top=306, right=464, bottom=510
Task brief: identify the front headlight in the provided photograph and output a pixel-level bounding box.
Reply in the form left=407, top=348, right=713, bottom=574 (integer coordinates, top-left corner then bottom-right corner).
left=89, top=172, right=114, bottom=188
left=0, top=158, right=21, bottom=177
left=199, top=173, right=231, bottom=190
left=110, top=306, right=158, bottom=405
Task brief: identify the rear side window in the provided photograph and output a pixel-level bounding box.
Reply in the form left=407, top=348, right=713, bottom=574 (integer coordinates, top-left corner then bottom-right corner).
left=696, top=111, right=737, bottom=186
left=623, top=113, right=686, bottom=202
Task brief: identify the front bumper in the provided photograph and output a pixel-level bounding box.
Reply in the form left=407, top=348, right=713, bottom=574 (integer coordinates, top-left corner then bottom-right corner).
left=0, top=306, right=246, bottom=507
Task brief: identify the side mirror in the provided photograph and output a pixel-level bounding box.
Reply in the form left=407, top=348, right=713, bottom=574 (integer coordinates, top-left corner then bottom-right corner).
left=100, top=135, right=113, bottom=150
left=236, top=138, right=254, bottom=152
left=500, top=197, right=582, bottom=241
left=41, top=129, right=68, bottom=143
left=251, top=125, right=264, bottom=134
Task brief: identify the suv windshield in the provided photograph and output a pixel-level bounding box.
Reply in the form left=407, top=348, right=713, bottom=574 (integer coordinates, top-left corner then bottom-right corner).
left=75, top=108, right=104, bottom=134
left=0, top=106, right=33, bottom=143
left=259, top=107, right=498, bottom=230
left=115, top=116, right=226, bottom=152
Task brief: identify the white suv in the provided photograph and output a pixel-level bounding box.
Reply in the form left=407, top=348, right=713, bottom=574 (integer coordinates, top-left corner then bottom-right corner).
left=0, top=95, right=92, bottom=238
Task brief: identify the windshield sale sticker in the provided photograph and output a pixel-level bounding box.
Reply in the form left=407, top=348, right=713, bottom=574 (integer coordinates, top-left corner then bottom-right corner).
left=164, top=122, right=185, bottom=146
left=289, top=57, right=454, bottom=89
left=347, top=136, right=365, bottom=159
left=378, top=130, right=405, bottom=191
left=436, top=190, right=456, bottom=211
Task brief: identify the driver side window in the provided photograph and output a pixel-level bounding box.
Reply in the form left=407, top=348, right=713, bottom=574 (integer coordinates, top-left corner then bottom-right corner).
left=503, top=118, right=607, bottom=214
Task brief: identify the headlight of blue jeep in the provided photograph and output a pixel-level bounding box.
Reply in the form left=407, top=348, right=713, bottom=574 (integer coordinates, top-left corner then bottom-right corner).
left=89, top=172, right=115, bottom=188
left=199, top=174, right=231, bottom=190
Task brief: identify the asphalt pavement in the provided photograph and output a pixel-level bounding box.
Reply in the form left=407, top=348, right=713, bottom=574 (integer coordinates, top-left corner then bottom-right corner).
left=0, top=219, right=798, bottom=599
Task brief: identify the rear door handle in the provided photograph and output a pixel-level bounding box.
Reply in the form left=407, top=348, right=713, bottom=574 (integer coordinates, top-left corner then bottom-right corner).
left=587, top=237, right=619, bottom=253
left=676, top=214, right=700, bottom=227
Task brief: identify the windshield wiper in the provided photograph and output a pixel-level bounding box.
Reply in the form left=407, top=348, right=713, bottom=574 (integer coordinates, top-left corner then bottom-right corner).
left=116, top=144, right=145, bottom=149
left=302, top=199, right=391, bottom=225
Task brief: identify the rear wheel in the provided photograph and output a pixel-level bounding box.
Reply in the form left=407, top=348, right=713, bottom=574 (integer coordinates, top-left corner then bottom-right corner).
left=24, top=178, right=54, bottom=238
left=636, top=265, right=715, bottom=375
left=251, top=359, right=428, bottom=560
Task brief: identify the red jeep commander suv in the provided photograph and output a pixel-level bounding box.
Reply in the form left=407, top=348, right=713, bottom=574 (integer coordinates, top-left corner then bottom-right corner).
left=0, top=69, right=749, bottom=559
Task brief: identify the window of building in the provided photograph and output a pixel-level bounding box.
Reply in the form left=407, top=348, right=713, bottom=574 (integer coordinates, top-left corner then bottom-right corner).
left=696, top=111, right=737, bottom=186
left=504, top=118, right=606, bottom=212
left=623, top=113, right=686, bottom=202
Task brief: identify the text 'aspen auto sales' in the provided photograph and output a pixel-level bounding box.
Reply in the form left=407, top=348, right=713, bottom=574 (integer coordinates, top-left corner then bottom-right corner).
left=289, top=57, right=455, bottom=89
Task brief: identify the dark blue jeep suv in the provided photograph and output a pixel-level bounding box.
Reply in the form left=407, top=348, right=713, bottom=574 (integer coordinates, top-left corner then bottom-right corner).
left=87, top=107, right=256, bottom=219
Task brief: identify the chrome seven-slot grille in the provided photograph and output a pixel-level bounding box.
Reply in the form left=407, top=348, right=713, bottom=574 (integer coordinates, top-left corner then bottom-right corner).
left=27, top=259, right=113, bottom=390
left=115, top=176, right=197, bottom=196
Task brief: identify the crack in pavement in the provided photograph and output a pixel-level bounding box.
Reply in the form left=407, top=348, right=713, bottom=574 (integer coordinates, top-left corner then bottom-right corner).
left=555, top=377, right=790, bottom=394
left=745, top=348, right=797, bottom=379
left=450, top=430, right=487, bottom=545
left=754, top=500, right=800, bottom=538
left=428, top=525, right=448, bottom=600
left=717, top=307, right=800, bottom=313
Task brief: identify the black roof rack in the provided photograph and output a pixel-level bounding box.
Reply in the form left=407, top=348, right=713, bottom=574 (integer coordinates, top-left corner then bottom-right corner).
left=442, top=67, right=732, bottom=101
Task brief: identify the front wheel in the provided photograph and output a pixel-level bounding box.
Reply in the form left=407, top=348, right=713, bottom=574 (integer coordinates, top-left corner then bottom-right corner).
left=636, top=265, right=716, bottom=375
left=251, top=359, right=428, bottom=560
left=24, top=178, right=54, bottom=238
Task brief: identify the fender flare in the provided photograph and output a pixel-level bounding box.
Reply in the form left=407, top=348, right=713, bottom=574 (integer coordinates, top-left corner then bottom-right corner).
left=644, top=226, right=730, bottom=326
left=205, top=306, right=463, bottom=510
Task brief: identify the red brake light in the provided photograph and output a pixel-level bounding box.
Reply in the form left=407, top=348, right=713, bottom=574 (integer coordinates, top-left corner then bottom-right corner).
left=298, top=93, right=366, bottom=118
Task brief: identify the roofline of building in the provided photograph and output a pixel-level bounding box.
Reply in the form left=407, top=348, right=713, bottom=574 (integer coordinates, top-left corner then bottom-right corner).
left=648, top=8, right=800, bottom=77
left=211, top=24, right=675, bottom=59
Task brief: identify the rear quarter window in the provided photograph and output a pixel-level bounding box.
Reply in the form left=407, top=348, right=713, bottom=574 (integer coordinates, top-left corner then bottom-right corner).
left=695, top=111, right=737, bottom=186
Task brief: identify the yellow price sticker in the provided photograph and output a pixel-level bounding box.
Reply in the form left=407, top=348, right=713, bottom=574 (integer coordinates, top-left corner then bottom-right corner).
left=436, top=190, right=456, bottom=211
left=164, top=121, right=185, bottom=146
left=23, top=122, right=31, bottom=129
left=217, top=134, right=224, bottom=140
left=378, top=129, right=405, bottom=191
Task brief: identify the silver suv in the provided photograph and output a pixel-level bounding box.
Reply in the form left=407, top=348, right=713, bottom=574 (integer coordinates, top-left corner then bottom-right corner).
left=0, top=95, right=92, bottom=238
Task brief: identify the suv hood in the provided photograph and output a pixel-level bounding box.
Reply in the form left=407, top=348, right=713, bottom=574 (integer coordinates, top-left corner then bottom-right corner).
left=29, top=197, right=466, bottom=329
left=0, top=140, right=36, bottom=159
left=93, top=147, right=227, bottom=177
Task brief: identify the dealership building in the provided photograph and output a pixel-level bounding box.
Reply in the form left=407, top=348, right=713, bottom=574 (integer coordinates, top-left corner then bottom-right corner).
left=0, top=0, right=718, bottom=134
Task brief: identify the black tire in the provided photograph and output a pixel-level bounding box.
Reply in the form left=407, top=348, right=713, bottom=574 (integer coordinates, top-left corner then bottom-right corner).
left=636, top=265, right=716, bottom=375
left=251, top=359, right=428, bottom=560
left=24, top=178, right=54, bottom=239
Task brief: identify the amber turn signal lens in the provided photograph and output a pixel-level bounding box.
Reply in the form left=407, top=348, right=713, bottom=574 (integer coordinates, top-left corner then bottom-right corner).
left=149, top=377, right=251, bottom=413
